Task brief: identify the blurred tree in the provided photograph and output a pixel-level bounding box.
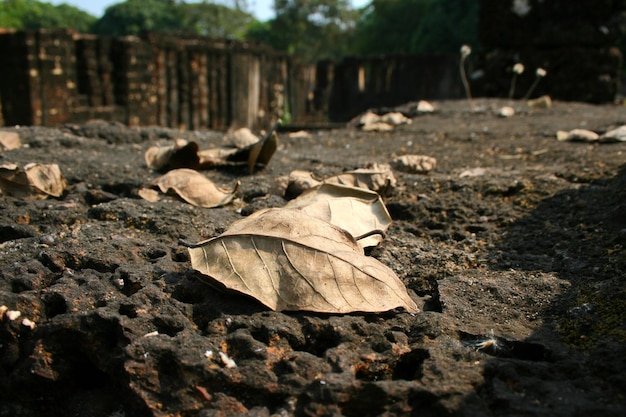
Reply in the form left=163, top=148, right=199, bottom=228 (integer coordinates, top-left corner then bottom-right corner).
left=91, top=0, right=186, bottom=36
left=352, top=0, right=479, bottom=55
left=0, top=0, right=96, bottom=32
left=182, top=1, right=254, bottom=39
left=246, top=0, right=360, bottom=62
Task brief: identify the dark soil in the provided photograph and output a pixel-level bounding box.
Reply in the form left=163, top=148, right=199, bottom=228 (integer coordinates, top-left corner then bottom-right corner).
left=1, top=99, right=626, bottom=417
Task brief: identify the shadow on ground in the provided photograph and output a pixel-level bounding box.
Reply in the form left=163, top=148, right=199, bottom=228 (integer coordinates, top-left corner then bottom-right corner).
left=459, top=164, right=626, bottom=416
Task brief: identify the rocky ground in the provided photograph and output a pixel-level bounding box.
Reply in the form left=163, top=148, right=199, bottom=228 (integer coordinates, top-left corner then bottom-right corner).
left=1, top=98, right=625, bottom=417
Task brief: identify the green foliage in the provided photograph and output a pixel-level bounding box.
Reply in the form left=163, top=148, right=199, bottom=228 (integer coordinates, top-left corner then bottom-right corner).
left=182, top=2, right=254, bottom=39
left=353, top=0, right=479, bottom=56
left=246, top=0, right=360, bottom=63
left=0, top=0, right=96, bottom=32
left=0, top=0, right=483, bottom=62
left=91, top=0, right=186, bottom=36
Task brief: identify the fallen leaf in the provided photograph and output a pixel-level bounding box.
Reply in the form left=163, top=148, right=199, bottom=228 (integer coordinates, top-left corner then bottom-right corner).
left=600, top=125, right=626, bottom=142
left=361, top=122, right=393, bottom=132
left=324, top=164, right=397, bottom=196
left=247, top=130, right=278, bottom=173
left=358, top=111, right=381, bottom=126
left=392, top=155, right=437, bottom=174
left=0, top=131, right=21, bottom=151
left=225, top=128, right=260, bottom=149
left=145, top=139, right=200, bottom=171
left=187, top=208, right=418, bottom=313
left=459, top=167, right=487, bottom=178
left=379, top=112, right=412, bottom=126
left=288, top=130, right=312, bottom=139
left=149, top=168, right=239, bottom=208
left=0, top=163, right=66, bottom=198
left=137, top=187, right=161, bottom=202
left=285, top=183, right=392, bottom=248
left=278, top=170, right=322, bottom=198
left=556, top=129, right=599, bottom=142
left=197, top=147, right=239, bottom=169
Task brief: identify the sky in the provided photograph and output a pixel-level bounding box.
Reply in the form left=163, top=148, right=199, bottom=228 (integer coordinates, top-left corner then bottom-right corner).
left=48, top=0, right=371, bottom=21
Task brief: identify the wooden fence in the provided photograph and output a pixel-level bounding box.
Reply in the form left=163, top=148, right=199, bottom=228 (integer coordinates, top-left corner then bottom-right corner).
left=0, top=29, right=468, bottom=129
left=0, top=30, right=294, bottom=129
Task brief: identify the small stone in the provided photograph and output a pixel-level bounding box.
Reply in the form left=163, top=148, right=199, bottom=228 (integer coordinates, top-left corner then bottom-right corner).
left=219, top=351, right=237, bottom=368
left=21, top=317, right=36, bottom=329
left=497, top=106, right=515, bottom=118
left=6, top=310, right=21, bottom=321
left=416, top=100, right=435, bottom=113
left=527, top=95, right=552, bottom=109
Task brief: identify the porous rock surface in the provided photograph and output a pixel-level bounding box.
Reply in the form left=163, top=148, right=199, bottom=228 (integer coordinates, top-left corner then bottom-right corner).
left=1, top=99, right=625, bottom=416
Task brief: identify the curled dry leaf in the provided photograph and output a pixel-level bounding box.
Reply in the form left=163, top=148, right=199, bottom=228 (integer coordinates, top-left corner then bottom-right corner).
left=392, top=155, right=437, bottom=174
left=285, top=183, right=392, bottom=248
left=197, top=147, right=239, bottom=169
left=361, top=122, right=394, bottom=132
left=556, top=129, right=599, bottom=142
left=149, top=168, right=239, bottom=208
left=0, top=163, right=66, bottom=198
left=224, top=127, right=260, bottom=149
left=247, top=129, right=279, bottom=174
left=324, top=163, right=397, bottom=196
left=280, top=170, right=321, bottom=198
left=187, top=208, right=418, bottom=314
left=379, top=112, right=412, bottom=126
left=145, top=139, right=200, bottom=171
left=600, top=125, right=626, bottom=142
left=0, top=131, right=21, bottom=151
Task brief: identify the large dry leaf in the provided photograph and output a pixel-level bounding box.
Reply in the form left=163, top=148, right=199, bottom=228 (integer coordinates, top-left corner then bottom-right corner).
left=149, top=168, right=238, bottom=208
left=145, top=139, right=200, bottom=171
left=187, top=208, right=418, bottom=313
left=0, top=163, right=66, bottom=198
left=284, top=183, right=392, bottom=248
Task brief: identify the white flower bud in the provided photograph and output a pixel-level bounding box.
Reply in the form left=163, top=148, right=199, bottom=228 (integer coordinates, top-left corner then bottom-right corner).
left=460, top=45, right=472, bottom=58
left=536, top=67, right=547, bottom=77
left=513, top=63, right=525, bottom=74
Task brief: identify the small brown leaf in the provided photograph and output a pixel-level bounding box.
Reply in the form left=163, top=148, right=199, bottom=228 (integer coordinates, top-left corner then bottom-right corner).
left=187, top=208, right=418, bottom=313
left=285, top=183, right=392, bottom=248
left=149, top=168, right=238, bottom=208
left=0, top=163, right=66, bottom=198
